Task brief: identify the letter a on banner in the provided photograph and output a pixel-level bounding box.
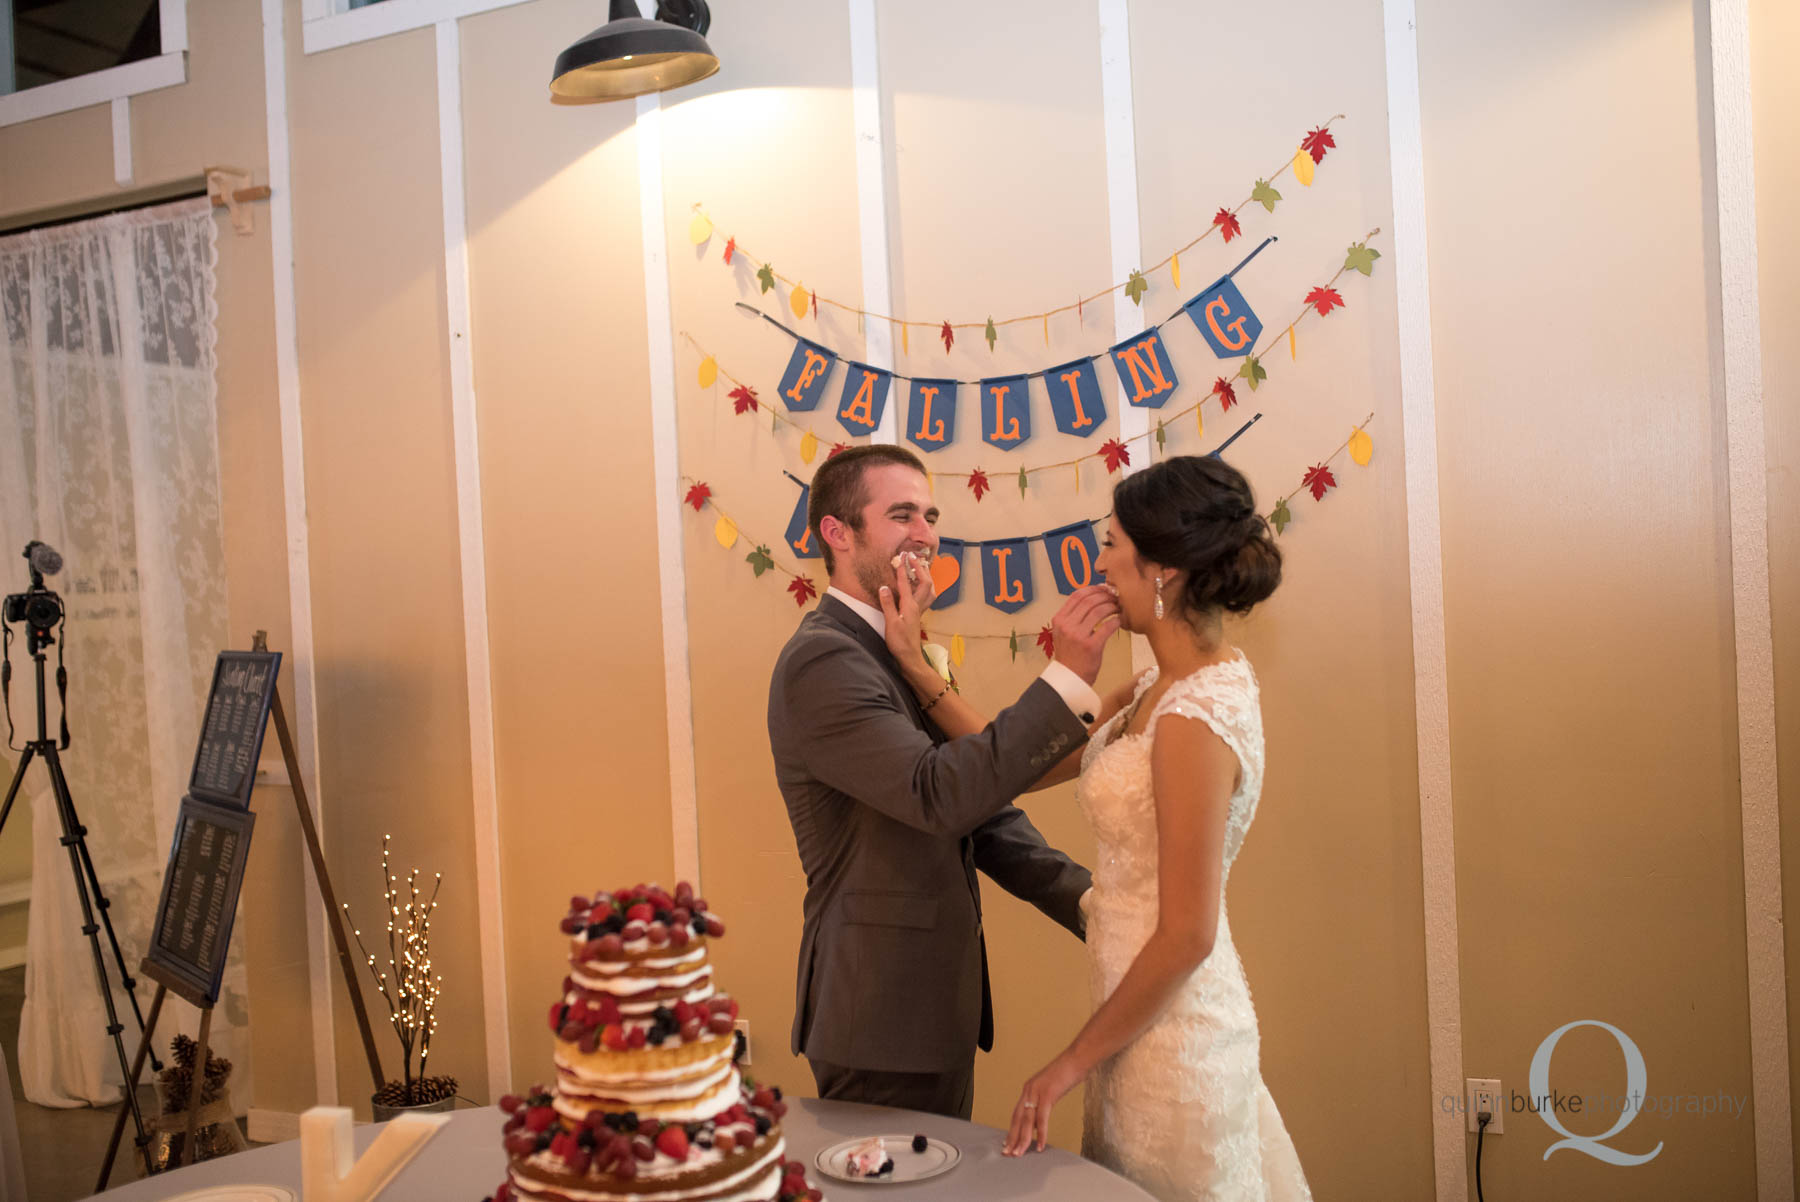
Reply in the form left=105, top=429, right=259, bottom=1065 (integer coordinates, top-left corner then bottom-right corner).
left=980, top=376, right=1032, bottom=451
left=1108, top=329, right=1179, bottom=408
left=980, top=539, right=1033, bottom=613
left=836, top=362, right=892, bottom=437
left=778, top=339, right=837, bottom=411
left=1043, top=358, right=1106, bottom=437
left=930, top=538, right=966, bottom=608
left=1043, top=521, right=1101, bottom=594
left=1183, top=276, right=1262, bottom=358
left=784, top=483, right=820, bottom=559
left=906, top=379, right=958, bottom=453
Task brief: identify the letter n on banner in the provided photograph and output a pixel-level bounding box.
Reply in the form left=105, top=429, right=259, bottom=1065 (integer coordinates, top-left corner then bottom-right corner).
left=1109, top=330, right=1179, bottom=408
left=980, top=376, right=1032, bottom=451
left=836, top=362, right=892, bottom=436
left=980, top=539, right=1033, bottom=613
left=930, top=538, right=965, bottom=608
left=785, top=483, right=820, bottom=559
left=1043, top=358, right=1105, bottom=437
left=906, top=379, right=958, bottom=453
left=778, top=339, right=837, bottom=411
left=1043, top=521, right=1100, bottom=594
left=1182, top=276, right=1262, bottom=358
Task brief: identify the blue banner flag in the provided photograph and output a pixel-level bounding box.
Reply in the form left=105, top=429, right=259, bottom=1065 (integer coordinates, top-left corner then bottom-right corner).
left=930, top=538, right=966, bottom=609
left=777, top=339, right=836, bottom=411
left=1183, top=276, right=1262, bottom=358
left=784, top=482, right=820, bottom=560
left=1042, top=358, right=1105, bottom=437
left=980, top=538, right=1034, bottom=613
left=1108, top=329, right=1179, bottom=408
left=905, top=379, right=958, bottom=453
left=1042, top=521, right=1101, bottom=594
left=835, top=362, right=891, bottom=437
left=979, top=376, right=1032, bottom=451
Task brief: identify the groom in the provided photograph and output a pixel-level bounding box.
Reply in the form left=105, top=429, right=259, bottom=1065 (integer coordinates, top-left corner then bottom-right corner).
left=767, top=444, right=1116, bottom=1119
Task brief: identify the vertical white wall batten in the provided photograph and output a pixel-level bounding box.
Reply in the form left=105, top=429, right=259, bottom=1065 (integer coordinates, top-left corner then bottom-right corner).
left=846, top=0, right=897, bottom=445
left=111, top=97, right=132, bottom=188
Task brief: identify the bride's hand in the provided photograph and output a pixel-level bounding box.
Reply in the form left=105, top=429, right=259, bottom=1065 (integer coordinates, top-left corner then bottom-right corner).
left=877, top=551, right=938, bottom=683
left=1002, top=1053, right=1083, bottom=1156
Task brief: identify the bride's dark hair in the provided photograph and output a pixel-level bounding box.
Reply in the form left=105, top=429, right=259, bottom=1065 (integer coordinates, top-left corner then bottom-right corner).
left=1112, top=455, right=1281, bottom=616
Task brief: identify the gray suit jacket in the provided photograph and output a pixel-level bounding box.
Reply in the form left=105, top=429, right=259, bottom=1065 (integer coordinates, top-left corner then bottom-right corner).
left=768, top=594, right=1094, bottom=1073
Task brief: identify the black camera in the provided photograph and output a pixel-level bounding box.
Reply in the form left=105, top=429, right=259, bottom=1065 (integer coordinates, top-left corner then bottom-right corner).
left=3, top=541, right=65, bottom=638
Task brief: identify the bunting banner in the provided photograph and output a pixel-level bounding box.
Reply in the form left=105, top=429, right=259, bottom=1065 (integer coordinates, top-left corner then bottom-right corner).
left=834, top=361, right=891, bottom=436
left=931, top=537, right=967, bottom=610
left=1185, top=275, right=1263, bottom=358
left=906, top=378, right=958, bottom=453
left=1108, top=328, right=1181, bottom=409
left=777, top=338, right=836, bottom=411
left=979, top=375, right=1033, bottom=451
left=980, top=539, right=1034, bottom=614
left=1044, top=520, right=1103, bottom=595
left=1043, top=357, right=1106, bottom=436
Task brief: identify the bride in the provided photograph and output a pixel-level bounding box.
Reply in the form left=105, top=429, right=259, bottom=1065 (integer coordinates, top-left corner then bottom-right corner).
left=877, top=454, right=1310, bottom=1201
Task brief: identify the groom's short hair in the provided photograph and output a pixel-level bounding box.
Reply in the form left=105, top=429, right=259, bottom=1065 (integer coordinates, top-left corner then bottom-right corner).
left=808, top=444, right=928, bottom=574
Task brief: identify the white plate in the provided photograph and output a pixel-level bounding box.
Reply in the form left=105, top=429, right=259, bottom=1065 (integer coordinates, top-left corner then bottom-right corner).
left=813, top=1135, right=960, bottom=1185
left=160, top=1187, right=295, bottom=1202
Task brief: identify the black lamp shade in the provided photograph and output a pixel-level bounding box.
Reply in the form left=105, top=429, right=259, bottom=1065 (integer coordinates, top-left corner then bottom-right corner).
left=551, top=3, right=719, bottom=102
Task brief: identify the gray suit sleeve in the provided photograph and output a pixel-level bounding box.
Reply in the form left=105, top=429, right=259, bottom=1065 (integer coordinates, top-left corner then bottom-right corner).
left=785, top=642, right=1087, bottom=840
left=972, top=806, right=1092, bottom=940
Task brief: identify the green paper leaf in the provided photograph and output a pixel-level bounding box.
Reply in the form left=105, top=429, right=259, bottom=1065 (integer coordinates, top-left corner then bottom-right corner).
left=757, top=263, right=776, bottom=293
left=1238, top=355, right=1268, bottom=391
left=1252, top=179, right=1282, bottom=212
left=1344, top=242, right=1381, bottom=276
left=1271, top=499, right=1292, bottom=535
left=1018, top=466, right=1029, bottom=497
left=985, top=317, right=998, bottom=351
left=1155, top=420, right=1167, bottom=450
left=746, top=545, right=775, bottom=577
left=1009, top=630, right=1019, bottom=661
left=1125, top=270, right=1148, bottom=306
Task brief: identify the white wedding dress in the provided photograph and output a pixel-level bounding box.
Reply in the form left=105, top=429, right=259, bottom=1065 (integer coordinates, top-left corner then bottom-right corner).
left=1077, top=655, right=1312, bottom=1201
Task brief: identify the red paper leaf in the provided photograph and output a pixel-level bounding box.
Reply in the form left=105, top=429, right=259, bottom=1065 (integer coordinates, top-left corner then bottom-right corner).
left=968, top=469, right=991, bottom=502
left=812, top=291, right=819, bottom=320
left=723, top=236, right=736, bottom=266
left=1301, top=126, right=1336, bottom=164
left=828, top=442, right=849, bottom=459
left=787, top=576, right=819, bottom=607
left=1036, top=625, right=1055, bottom=659
left=940, top=322, right=955, bottom=353
left=683, top=482, right=712, bottom=512
left=1211, top=377, right=1237, bottom=412
left=1303, top=463, right=1337, bottom=501
left=729, top=385, right=759, bottom=415
left=1213, top=208, right=1242, bottom=243
left=1305, top=286, right=1345, bottom=317
left=1099, top=438, right=1131, bottom=474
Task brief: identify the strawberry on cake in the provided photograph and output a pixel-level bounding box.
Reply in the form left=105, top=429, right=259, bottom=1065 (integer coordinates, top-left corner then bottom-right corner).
left=481, top=884, right=825, bottom=1202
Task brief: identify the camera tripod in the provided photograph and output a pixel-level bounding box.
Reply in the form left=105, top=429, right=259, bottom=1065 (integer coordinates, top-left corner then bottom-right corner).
left=0, top=587, right=158, bottom=1149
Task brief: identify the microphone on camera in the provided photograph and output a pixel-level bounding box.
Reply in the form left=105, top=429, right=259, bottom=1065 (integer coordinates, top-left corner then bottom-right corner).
left=24, top=542, right=62, bottom=577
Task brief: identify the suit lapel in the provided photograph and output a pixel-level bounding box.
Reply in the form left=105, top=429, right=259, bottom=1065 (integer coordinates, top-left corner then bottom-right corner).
left=817, top=595, right=932, bottom=732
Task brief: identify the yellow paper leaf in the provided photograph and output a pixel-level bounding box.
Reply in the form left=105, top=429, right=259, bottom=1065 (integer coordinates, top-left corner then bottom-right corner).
left=689, top=212, right=713, bottom=244
left=1288, top=326, right=1297, bottom=361
left=713, top=515, right=738, bottom=549
left=901, top=322, right=909, bottom=354
left=799, top=430, right=819, bottom=464
left=1196, top=406, right=1204, bottom=440
left=1293, top=147, right=1315, bottom=187
left=1043, top=314, right=1049, bottom=346
left=1349, top=426, right=1374, bottom=466
left=1171, top=253, right=1181, bottom=289
left=698, top=356, right=718, bottom=388
left=790, top=284, right=809, bottom=320
left=950, top=634, right=966, bottom=667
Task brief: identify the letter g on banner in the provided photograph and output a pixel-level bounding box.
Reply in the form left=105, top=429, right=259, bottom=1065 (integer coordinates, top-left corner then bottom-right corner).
left=1531, top=1020, right=1663, bottom=1166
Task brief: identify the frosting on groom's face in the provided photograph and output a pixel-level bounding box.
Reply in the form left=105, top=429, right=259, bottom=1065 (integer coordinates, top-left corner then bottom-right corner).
left=845, top=464, right=939, bottom=605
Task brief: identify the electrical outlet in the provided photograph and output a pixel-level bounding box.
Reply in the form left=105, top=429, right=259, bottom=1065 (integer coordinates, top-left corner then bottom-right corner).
left=1466, top=1078, right=1503, bottom=1134
left=734, top=1019, right=751, bottom=1065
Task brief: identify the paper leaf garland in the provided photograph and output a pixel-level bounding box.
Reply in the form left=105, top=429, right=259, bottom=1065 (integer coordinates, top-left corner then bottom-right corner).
left=1288, top=326, right=1297, bottom=360
left=950, top=633, right=966, bottom=667
left=1036, top=625, right=1055, bottom=659
left=968, top=468, right=990, bottom=502
left=1125, top=270, right=1148, bottom=306
left=1212, top=377, right=1237, bottom=412
left=689, top=212, right=713, bottom=244
left=730, top=385, right=759, bottom=414
left=1306, top=286, right=1345, bottom=317
left=684, top=482, right=712, bottom=512
left=1252, top=179, right=1282, bottom=212
left=1349, top=426, right=1374, bottom=465
left=1293, top=147, right=1316, bottom=187
left=714, top=515, right=739, bottom=548
left=746, top=545, right=775, bottom=577
left=799, top=430, right=819, bottom=464
left=757, top=263, right=776, bottom=293
left=790, top=283, right=810, bottom=319
left=1171, top=254, right=1181, bottom=288
left=1213, top=208, right=1242, bottom=243
left=787, top=576, right=819, bottom=607
left=985, top=317, right=998, bottom=351
left=1271, top=498, right=1293, bottom=534
left=828, top=442, right=849, bottom=458
left=940, top=322, right=955, bottom=353
left=1196, top=406, right=1205, bottom=439
left=1017, top=466, right=1029, bottom=497
left=723, top=236, right=736, bottom=265
left=1238, top=356, right=1267, bottom=391
left=1344, top=242, right=1381, bottom=275
left=1156, top=420, right=1167, bottom=451
left=1302, top=126, right=1336, bottom=164
left=1009, top=629, right=1019, bottom=661
left=698, top=356, right=718, bottom=388
left=1100, top=438, right=1131, bottom=473
left=1303, top=463, right=1337, bottom=501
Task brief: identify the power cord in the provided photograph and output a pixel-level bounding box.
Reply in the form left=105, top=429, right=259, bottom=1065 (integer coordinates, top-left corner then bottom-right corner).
left=1475, top=1109, right=1492, bottom=1202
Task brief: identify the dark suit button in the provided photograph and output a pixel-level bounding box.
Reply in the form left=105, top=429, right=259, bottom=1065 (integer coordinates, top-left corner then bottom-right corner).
left=1080, top=713, right=1094, bottom=723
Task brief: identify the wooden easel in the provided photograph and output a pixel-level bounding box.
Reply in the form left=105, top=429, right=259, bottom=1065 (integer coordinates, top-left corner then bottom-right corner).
left=97, top=636, right=387, bottom=1190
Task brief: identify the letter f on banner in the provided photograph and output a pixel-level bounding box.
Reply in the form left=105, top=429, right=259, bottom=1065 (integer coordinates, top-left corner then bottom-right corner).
left=777, top=339, right=837, bottom=411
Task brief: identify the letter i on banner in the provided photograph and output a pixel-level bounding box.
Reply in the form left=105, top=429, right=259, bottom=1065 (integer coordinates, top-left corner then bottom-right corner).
left=1043, top=521, right=1101, bottom=594
left=906, top=379, right=958, bottom=453
left=1183, top=276, right=1262, bottom=358
left=784, top=483, right=821, bottom=559
left=980, top=539, right=1033, bottom=613
left=1107, top=329, right=1179, bottom=408
left=980, top=376, right=1032, bottom=451
left=836, top=362, right=892, bottom=436
left=1043, top=358, right=1106, bottom=437
left=930, top=538, right=966, bottom=608
left=777, top=339, right=837, bottom=411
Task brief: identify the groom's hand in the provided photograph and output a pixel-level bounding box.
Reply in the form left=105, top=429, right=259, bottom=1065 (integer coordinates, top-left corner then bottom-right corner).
left=1050, top=586, right=1120, bottom=686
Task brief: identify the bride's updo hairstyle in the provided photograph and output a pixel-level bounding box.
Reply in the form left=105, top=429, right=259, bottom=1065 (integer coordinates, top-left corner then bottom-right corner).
left=1113, top=455, right=1282, bottom=616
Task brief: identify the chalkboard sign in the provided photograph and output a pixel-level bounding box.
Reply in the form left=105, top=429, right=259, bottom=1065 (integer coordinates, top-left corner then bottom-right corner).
left=188, top=651, right=281, bottom=809
left=143, top=797, right=255, bottom=1006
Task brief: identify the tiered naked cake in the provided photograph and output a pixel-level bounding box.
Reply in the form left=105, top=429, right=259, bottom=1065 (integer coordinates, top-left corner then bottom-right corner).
left=484, top=883, right=823, bottom=1202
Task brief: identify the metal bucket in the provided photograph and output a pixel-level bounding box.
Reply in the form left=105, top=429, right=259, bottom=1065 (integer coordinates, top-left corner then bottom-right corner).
left=371, top=1093, right=456, bottom=1123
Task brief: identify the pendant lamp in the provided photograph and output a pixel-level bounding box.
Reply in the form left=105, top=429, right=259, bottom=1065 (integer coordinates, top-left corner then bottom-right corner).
left=551, top=0, right=719, bottom=102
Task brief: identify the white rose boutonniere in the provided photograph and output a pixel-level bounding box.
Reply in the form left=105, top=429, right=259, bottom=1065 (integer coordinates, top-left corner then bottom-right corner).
left=921, top=642, right=959, bottom=693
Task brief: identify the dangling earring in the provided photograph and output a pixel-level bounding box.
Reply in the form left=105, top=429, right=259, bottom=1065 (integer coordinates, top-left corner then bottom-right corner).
left=1154, top=575, right=1165, bottom=621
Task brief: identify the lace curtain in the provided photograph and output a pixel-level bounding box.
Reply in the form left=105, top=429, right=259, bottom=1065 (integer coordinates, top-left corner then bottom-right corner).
left=0, top=197, right=249, bottom=1109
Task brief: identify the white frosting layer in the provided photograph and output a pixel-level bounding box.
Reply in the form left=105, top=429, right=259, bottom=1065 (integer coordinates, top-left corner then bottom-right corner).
left=576, top=946, right=707, bottom=975
left=557, top=1058, right=733, bottom=1105
left=512, top=1136, right=784, bottom=1202
left=554, top=1044, right=734, bottom=1087
left=552, top=1067, right=740, bottom=1125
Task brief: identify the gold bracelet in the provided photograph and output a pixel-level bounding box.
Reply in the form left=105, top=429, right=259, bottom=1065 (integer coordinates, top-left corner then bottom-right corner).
left=919, top=680, right=951, bottom=713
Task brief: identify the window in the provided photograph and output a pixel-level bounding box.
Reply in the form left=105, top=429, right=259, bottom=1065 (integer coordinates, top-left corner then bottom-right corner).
left=5, top=0, right=162, bottom=96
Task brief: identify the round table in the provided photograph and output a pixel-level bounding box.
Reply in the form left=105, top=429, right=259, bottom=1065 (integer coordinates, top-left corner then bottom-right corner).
left=89, top=1097, right=1156, bottom=1200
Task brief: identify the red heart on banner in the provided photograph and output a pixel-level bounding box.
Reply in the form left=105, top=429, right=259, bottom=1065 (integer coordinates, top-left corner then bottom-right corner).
left=929, top=555, right=960, bottom=596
